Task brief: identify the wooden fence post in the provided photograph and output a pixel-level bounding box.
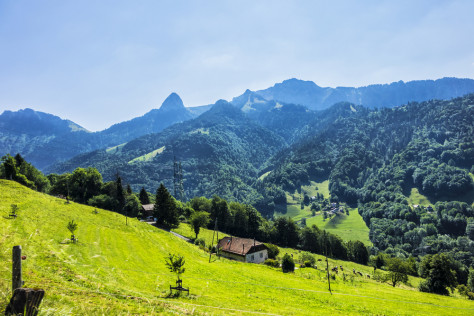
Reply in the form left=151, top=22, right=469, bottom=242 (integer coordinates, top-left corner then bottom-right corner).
left=12, top=245, right=22, bottom=293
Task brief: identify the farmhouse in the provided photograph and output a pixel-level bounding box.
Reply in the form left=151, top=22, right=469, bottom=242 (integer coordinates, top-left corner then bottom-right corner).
left=217, top=236, right=268, bottom=264
left=141, top=204, right=154, bottom=219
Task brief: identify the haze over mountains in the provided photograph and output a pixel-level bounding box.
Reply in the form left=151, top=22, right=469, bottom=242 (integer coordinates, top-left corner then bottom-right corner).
left=1, top=77, right=474, bottom=171
left=256, top=77, right=474, bottom=111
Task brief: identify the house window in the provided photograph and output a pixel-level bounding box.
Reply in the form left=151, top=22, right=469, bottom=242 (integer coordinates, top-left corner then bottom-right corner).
left=251, top=255, right=254, bottom=261
left=260, top=253, right=263, bottom=258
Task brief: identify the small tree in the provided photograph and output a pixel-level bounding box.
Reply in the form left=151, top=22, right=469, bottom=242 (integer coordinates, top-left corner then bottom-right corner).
left=67, top=220, right=78, bottom=242
left=10, top=204, right=18, bottom=217
left=419, top=253, right=457, bottom=295
left=385, top=257, right=409, bottom=287
left=282, top=253, right=295, bottom=273
left=165, top=253, right=185, bottom=282
left=189, top=211, right=210, bottom=239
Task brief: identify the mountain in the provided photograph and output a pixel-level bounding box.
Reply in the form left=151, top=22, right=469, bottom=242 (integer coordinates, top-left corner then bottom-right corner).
left=98, top=92, right=194, bottom=143
left=262, top=94, right=474, bottom=264
left=186, top=104, right=213, bottom=116
left=0, top=108, right=89, bottom=162
left=256, top=77, right=474, bottom=110
left=48, top=100, right=286, bottom=202
left=0, top=93, right=196, bottom=170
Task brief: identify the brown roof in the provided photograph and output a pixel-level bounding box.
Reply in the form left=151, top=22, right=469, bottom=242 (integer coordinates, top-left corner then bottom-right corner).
left=142, top=204, right=154, bottom=212
left=217, top=236, right=267, bottom=256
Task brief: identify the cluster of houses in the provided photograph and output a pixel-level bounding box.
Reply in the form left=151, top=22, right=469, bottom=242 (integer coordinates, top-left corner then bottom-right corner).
left=412, top=204, right=434, bottom=213
left=326, top=202, right=344, bottom=216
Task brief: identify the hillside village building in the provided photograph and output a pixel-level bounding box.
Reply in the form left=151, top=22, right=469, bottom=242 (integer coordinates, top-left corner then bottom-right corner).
left=217, top=236, right=268, bottom=264
left=141, top=204, right=154, bottom=219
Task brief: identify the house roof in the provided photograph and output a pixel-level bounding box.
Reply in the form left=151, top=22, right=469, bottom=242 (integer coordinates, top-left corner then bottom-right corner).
left=142, top=204, right=154, bottom=212
left=217, top=236, right=267, bottom=256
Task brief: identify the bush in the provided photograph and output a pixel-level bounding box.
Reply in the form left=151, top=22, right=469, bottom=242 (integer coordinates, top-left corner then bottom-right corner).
left=457, top=284, right=469, bottom=297
left=468, top=292, right=474, bottom=300
left=282, top=253, right=295, bottom=273
left=299, top=252, right=316, bottom=266
left=304, top=260, right=313, bottom=268
left=265, top=243, right=280, bottom=259
left=264, top=259, right=280, bottom=268
left=194, top=238, right=205, bottom=247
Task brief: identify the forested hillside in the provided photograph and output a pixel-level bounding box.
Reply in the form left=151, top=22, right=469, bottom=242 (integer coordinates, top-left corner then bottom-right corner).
left=48, top=101, right=287, bottom=202
left=263, top=94, right=474, bottom=265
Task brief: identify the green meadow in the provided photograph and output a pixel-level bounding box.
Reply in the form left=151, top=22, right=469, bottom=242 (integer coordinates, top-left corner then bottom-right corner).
left=1, top=180, right=473, bottom=315
left=274, top=180, right=371, bottom=245
left=306, top=209, right=372, bottom=246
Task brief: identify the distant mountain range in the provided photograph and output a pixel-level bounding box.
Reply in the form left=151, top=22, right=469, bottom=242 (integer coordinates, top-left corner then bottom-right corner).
left=0, top=93, right=195, bottom=169
left=255, top=77, right=474, bottom=110
left=2, top=77, right=474, bottom=170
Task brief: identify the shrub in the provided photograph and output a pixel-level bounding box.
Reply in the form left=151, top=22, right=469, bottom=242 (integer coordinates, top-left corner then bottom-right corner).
left=304, top=260, right=313, bottom=268
left=457, top=284, right=469, bottom=297
left=194, top=238, right=205, bottom=247
left=282, top=253, right=295, bottom=273
left=265, top=243, right=280, bottom=259
left=299, top=252, right=315, bottom=266
left=264, top=259, right=280, bottom=268
left=468, top=292, right=474, bottom=300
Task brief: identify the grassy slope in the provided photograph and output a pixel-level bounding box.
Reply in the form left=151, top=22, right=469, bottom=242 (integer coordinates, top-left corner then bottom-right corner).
left=275, top=180, right=371, bottom=245
left=306, top=209, right=372, bottom=246
left=1, top=180, right=473, bottom=315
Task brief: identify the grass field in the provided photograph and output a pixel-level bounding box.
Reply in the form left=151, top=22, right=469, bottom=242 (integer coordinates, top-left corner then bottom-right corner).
left=274, top=180, right=330, bottom=221
left=1, top=180, right=473, bottom=315
left=128, top=146, right=166, bottom=164
left=274, top=180, right=371, bottom=245
left=306, top=209, right=372, bottom=246
left=407, top=187, right=432, bottom=206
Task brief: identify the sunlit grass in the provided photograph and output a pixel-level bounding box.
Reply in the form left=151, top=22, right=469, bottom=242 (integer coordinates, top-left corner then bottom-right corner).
left=306, top=209, right=372, bottom=245
left=1, top=180, right=473, bottom=315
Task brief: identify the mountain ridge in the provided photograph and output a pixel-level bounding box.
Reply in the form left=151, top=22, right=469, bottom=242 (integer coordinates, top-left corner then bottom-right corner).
left=255, top=77, right=474, bottom=110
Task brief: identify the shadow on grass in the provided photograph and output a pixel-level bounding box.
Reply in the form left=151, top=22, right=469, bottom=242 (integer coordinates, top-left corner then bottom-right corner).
left=325, top=213, right=347, bottom=228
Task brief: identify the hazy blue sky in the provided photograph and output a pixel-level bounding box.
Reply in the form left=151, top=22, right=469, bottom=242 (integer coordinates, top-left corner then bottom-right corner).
left=1, top=0, right=473, bottom=131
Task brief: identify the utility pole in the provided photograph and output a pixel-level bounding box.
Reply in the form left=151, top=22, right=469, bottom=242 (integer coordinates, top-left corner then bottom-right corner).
left=209, top=219, right=218, bottom=263
left=324, top=232, right=332, bottom=294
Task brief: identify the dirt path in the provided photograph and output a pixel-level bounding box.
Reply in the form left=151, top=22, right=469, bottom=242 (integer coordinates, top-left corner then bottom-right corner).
left=142, top=220, right=191, bottom=242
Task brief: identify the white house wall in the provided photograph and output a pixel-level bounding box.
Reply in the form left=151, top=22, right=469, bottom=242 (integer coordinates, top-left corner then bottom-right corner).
left=245, top=249, right=268, bottom=264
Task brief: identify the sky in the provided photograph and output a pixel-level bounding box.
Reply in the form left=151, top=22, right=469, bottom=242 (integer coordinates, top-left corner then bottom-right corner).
left=1, top=0, right=473, bottom=131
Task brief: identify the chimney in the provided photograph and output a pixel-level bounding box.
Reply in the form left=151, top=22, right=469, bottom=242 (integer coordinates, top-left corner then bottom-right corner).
left=242, top=244, right=245, bottom=254
left=254, top=238, right=256, bottom=246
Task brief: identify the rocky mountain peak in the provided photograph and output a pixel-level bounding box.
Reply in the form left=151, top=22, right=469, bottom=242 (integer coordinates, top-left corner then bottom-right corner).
left=160, top=93, right=185, bottom=112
